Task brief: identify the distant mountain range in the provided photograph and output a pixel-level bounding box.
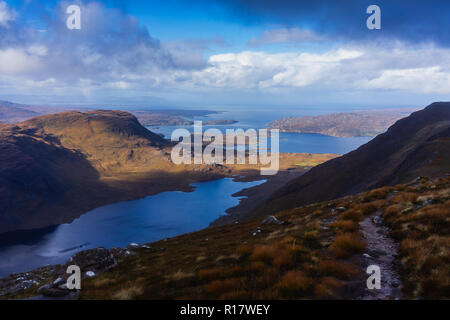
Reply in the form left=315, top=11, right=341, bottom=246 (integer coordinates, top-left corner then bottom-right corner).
left=255, top=103, right=450, bottom=217
left=269, top=110, right=416, bottom=137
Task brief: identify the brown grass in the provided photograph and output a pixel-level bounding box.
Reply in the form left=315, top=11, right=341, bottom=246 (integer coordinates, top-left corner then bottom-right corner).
left=112, top=285, right=144, bottom=300
left=204, top=278, right=243, bottom=295
left=275, top=270, right=313, bottom=298
left=314, top=277, right=344, bottom=299
left=330, top=220, right=359, bottom=232
left=319, top=260, right=359, bottom=280
left=330, top=233, right=366, bottom=258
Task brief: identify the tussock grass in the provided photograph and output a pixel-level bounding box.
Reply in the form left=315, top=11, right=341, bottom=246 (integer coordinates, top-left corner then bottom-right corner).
left=319, top=260, right=359, bottom=280
left=275, top=270, right=313, bottom=298
left=112, top=285, right=144, bottom=300
left=330, top=233, right=366, bottom=258
left=314, top=277, right=344, bottom=299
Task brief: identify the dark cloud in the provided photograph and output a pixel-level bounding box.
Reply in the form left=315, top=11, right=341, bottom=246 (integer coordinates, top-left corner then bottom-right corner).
left=218, top=0, right=450, bottom=46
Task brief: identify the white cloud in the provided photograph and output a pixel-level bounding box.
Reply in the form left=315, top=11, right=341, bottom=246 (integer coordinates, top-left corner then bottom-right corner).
left=364, top=66, right=450, bottom=94
left=1, top=0, right=450, bottom=102
left=0, top=48, right=41, bottom=74
left=186, top=49, right=364, bottom=89
left=0, top=1, right=14, bottom=27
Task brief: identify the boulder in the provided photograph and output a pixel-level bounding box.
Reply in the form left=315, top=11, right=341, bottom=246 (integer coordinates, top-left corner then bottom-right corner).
left=65, top=247, right=117, bottom=272
left=261, top=216, right=284, bottom=225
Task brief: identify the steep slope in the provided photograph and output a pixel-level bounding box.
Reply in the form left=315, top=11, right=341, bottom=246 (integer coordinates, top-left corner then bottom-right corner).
left=0, top=126, right=105, bottom=232
left=254, top=102, right=450, bottom=216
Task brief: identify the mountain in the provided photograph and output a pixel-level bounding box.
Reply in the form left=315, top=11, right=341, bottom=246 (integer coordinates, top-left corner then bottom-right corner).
left=0, top=110, right=201, bottom=233
left=0, top=101, right=41, bottom=123
left=255, top=103, right=450, bottom=216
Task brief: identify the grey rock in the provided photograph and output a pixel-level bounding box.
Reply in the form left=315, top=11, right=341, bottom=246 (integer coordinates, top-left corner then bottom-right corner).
left=391, top=279, right=401, bottom=288
left=372, top=216, right=383, bottom=225
left=65, top=247, right=117, bottom=273
left=261, top=215, right=284, bottom=225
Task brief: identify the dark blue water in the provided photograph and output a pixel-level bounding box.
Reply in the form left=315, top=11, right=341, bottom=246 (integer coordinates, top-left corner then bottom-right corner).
left=0, top=178, right=264, bottom=277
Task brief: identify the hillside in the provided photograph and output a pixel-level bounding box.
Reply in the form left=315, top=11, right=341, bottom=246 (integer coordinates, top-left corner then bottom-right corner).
left=255, top=103, right=450, bottom=217
left=269, top=110, right=414, bottom=137
left=0, top=110, right=212, bottom=233
left=1, top=175, right=448, bottom=300
left=0, top=110, right=173, bottom=233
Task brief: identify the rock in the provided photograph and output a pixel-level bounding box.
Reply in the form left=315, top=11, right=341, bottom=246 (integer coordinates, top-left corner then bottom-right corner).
left=368, top=249, right=387, bottom=257
left=37, top=284, right=52, bottom=293
left=372, top=216, right=383, bottom=225
left=261, top=216, right=284, bottom=225
left=85, top=271, right=96, bottom=278
left=53, top=277, right=64, bottom=286
left=391, top=279, right=401, bottom=288
left=58, top=283, right=68, bottom=290
left=40, top=287, right=71, bottom=298
left=65, top=247, right=117, bottom=273
left=252, top=227, right=263, bottom=236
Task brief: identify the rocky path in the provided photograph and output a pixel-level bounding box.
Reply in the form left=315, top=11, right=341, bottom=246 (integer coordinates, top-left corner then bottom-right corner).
left=359, top=208, right=402, bottom=300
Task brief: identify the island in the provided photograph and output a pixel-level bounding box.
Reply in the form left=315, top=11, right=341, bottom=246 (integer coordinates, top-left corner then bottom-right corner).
left=268, top=109, right=417, bottom=137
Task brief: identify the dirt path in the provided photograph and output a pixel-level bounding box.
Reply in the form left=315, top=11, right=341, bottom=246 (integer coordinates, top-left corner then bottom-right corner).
left=358, top=209, right=403, bottom=300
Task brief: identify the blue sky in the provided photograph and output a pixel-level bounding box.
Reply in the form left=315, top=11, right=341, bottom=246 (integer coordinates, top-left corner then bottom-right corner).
left=1, top=0, right=450, bottom=109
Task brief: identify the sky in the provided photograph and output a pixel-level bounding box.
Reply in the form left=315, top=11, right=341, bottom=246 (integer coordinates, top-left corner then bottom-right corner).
left=1, top=0, right=450, bottom=109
